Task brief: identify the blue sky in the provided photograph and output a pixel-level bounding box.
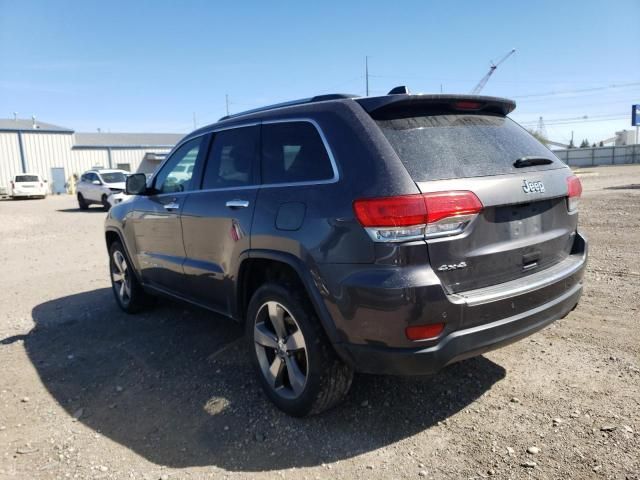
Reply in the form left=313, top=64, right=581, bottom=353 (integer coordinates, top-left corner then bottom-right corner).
left=1, top=0, right=639, bottom=145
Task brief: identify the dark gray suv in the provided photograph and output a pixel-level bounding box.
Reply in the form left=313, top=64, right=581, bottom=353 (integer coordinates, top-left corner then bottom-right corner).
left=105, top=90, right=587, bottom=416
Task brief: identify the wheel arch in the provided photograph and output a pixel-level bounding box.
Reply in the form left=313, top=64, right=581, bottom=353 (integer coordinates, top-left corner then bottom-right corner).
left=105, top=227, right=143, bottom=283
left=235, top=250, right=341, bottom=346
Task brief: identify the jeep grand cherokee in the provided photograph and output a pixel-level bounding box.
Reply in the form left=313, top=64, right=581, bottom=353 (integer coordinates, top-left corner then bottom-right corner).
left=104, top=89, right=587, bottom=416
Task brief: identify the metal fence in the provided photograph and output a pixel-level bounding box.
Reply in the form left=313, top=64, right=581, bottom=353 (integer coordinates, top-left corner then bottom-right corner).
left=554, top=144, right=640, bottom=167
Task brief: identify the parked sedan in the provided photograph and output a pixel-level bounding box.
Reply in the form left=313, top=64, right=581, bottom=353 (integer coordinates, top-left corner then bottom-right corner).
left=76, top=169, right=127, bottom=210
left=9, top=173, right=48, bottom=199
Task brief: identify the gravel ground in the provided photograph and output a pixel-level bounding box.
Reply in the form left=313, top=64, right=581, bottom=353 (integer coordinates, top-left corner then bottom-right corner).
left=0, top=165, right=638, bottom=480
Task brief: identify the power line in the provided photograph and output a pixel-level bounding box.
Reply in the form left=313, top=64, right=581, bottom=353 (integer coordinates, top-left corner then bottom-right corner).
left=520, top=115, right=627, bottom=127
left=511, top=82, right=640, bottom=99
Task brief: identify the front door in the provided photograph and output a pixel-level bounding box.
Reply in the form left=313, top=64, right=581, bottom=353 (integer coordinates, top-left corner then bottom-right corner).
left=50, top=167, right=66, bottom=194
left=130, top=136, right=205, bottom=291
left=180, top=125, right=260, bottom=314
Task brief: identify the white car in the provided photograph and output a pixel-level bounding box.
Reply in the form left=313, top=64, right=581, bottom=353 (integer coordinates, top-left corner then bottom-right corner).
left=9, top=173, right=48, bottom=199
left=76, top=169, right=128, bottom=210
left=106, top=154, right=167, bottom=207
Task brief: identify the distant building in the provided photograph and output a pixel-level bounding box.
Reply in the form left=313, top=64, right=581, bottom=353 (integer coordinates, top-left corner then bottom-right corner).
left=0, top=118, right=183, bottom=194
left=614, top=129, right=637, bottom=146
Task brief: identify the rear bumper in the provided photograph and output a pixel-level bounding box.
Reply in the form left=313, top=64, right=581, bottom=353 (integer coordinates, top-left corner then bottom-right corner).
left=337, top=281, right=581, bottom=375
left=325, top=232, right=588, bottom=375
left=11, top=191, right=45, bottom=198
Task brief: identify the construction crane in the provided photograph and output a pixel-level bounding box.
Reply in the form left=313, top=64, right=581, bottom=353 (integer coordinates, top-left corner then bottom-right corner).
left=471, top=49, right=516, bottom=94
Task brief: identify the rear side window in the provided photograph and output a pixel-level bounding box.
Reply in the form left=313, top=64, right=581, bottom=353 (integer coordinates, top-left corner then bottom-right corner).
left=15, top=175, right=39, bottom=182
left=261, top=122, right=334, bottom=185
left=201, top=126, right=259, bottom=189
left=376, top=115, right=560, bottom=181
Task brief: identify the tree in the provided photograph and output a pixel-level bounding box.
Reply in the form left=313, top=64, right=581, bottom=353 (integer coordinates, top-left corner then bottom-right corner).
left=568, top=138, right=576, bottom=149
left=528, top=129, right=548, bottom=145
left=580, top=139, right=590, bottom=148
left=599, top=141, right=604, bottom=147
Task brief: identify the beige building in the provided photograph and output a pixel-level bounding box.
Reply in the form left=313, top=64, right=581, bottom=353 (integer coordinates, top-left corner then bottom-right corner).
left=0, top=118, right=182, bottom=194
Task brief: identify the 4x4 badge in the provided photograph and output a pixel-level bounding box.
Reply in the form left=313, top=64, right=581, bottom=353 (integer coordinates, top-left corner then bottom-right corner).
left=522, top=179, right=545, bottom=194
left=437, top=261, right=467, bottom=272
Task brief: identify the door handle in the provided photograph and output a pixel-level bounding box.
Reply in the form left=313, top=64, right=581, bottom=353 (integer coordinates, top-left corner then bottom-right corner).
left=226, top=199, right=250, bottom=209
left=163, top=202, right=180, bottom=210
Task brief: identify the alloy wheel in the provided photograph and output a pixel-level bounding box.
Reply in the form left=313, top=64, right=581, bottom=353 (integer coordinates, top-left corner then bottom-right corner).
left=254, top=301, right=308, bottom=399
left=111, top=250, right=131, bottom=305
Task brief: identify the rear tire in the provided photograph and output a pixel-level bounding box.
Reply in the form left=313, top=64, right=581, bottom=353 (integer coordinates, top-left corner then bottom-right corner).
left=77, top=193, right=88, bottom=210
left=109, top=241, right=152, bottom=313
left=246, top=283, right=353, bottom=416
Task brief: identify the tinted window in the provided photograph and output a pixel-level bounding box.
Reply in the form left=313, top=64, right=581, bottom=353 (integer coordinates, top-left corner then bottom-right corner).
left=261, top=122, right=334, bottom=184
left=154, top=137, right=202, bottom=193
left=15, top=175, right=39, bottom=182
left=201, top=126, right=258, bottom=189
left=376, top=115, right=561, bottom=181
left=100, top=172, right=126, bottom=183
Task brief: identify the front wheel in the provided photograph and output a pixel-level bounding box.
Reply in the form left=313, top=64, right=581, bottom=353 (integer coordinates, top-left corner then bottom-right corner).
left=102, top=194, right=111, bottom=211
left=109, top=241, right=152, bottom=313
left=77, top=193, right=88, bottom=210
left=246, top=283, right=353, bottom=416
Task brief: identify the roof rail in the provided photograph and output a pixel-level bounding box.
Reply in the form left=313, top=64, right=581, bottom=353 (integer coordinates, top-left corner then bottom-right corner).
left=218, top=93, right=357, bottom=121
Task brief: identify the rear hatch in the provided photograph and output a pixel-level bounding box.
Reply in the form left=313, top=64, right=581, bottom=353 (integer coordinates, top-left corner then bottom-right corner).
left=14, top=175, right=41, bottom=191
left=360, top=95, right=577, bottom=293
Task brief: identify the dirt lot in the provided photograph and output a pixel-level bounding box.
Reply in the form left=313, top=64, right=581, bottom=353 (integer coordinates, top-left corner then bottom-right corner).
left=0, top=165, right=638, bottom=480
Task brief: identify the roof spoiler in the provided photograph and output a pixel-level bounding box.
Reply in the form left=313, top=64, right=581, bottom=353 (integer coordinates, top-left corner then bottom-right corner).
left=356, top=94, right=516, bottom=119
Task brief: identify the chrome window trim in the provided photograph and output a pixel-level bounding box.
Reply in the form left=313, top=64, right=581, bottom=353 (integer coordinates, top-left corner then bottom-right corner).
left=148, top=118, right=339, bottom=197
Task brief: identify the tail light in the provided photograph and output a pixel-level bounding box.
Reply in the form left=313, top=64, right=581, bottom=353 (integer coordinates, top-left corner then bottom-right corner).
left=566, top=175, right=582, bottom=213
left=353, top=191, right=483, bottom=242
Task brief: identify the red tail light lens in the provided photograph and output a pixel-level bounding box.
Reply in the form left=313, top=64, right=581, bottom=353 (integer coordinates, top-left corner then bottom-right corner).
left=566, top=175, right=582, bottom=212
left=353, top=191, right=483, bottom=242
left=406, top=322, right=445, bottom=341
left=353, top=195, right=427, bottom=227
left=423, top=191, right=483, bottom=223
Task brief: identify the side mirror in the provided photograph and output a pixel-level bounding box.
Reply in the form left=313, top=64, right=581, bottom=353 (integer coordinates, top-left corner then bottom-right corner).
left=126, top=173, right=148, bottom=195
left=43, top=179, right=48, bottom=183
left=92, top=180, right=102, bottom=185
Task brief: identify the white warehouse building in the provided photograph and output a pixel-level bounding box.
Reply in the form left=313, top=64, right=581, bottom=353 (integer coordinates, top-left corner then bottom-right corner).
left=0, top=118, right=183, bottom=194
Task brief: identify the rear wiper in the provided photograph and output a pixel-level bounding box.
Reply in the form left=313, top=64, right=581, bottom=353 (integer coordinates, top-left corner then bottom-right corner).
left=513, top=156, right=554, bottom=168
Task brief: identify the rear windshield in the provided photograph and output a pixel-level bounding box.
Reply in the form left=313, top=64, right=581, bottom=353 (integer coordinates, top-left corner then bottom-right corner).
left=15, top=175, right=39, bottom=182
left=375, top=114, right=561, bottom=181
left=100, top=172, right=126, bottom=183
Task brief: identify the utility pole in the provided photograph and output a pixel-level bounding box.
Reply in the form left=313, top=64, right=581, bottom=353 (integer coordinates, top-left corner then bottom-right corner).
left=225, top=94, right=230, bottom=116
left=365, top=56, right=369, bottom=97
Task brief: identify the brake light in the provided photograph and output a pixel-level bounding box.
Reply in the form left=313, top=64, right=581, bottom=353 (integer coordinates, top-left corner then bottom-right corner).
left=353, top=191, right=483, bottom=242
left=566, top=175, right=582, bottom=213
left=454, top=101, right=483, bottom=110
left=406, top=322, right=445, bottom=341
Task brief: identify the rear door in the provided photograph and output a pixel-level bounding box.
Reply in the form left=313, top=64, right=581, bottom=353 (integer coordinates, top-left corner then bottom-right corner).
left=180, top=125, right=260, bottom=314
left=130, top=136, right=206, bottom=291
left=374, top=112, right=576, bottom=293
